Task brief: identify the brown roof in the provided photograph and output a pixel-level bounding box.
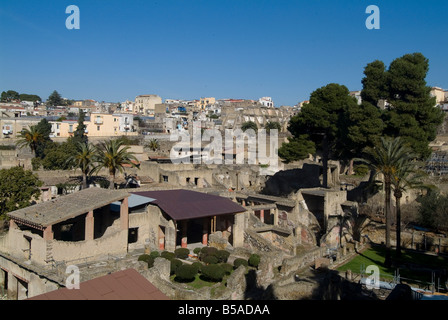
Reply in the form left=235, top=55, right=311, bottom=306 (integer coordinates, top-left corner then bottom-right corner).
left=7, top=187, right=130, bottom=229
left=28, top=269, right=169, bottom=300
left=132, top=189, right=246, bottom=221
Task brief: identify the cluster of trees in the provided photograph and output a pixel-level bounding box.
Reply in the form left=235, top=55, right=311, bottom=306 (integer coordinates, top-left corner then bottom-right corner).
left=16, top=111, right=139, bottom=190
left=279, top=53, right=443, bottom=175
left=1, top=89, right=74, bottom=106
left=279, top=52, right=444, bottom=265
left=1, top=90, right=41, bottom=103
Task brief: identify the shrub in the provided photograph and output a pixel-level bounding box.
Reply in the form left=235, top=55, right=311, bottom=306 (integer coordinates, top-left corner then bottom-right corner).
left=202, top=255, right=219, bottom=265
left=201, top=264, right=225, bottom=282
left=149, top=251, right=160, bottom=259
left=137, top=254, right=155, bottom=268
left=219, top=263, right=233, bottom=275
left=175, top=264, right=198, bottom=282
left=170, top=259, right=182, bottom=275
left=248, top=254, right=261, bottom=268
left=233, top=258, right=248, bottom=269
left=161, top=251, right=175, bottom=261
left=191, top=262, right=203, bottom=274
left=354, top=164, right=370, bottom=177
left=193, top=247, right=202, bottom=255
left=175, top=248, right=190, bottom=259
left=216, top=250, right=230, bottom=263
left=138, top=254, right=151, bottom=263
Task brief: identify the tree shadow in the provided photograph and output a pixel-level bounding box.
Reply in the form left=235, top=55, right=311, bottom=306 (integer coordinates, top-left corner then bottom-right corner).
left=243, top=269, right=277, bottom=300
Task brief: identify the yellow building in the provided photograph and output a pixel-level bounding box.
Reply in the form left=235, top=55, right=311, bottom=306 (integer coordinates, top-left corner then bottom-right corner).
left=50, top=113, right=137, bottom=138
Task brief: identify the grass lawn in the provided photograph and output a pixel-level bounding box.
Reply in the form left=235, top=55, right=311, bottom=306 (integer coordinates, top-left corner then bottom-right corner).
left=337, top=246, right=448, bottom=284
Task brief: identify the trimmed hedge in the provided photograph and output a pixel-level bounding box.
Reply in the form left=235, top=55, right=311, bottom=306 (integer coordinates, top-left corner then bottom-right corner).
left=149, top=251, right=160, bottom=259
left=175, top=248, right=190, bottom=259
left=201, top=264, right=225, bottom=282
left=170, top=259, right=183, bottom=275
left=219, top=263, right=233, bottom=275
left=193, top=247, right=202, bottom=255
left=233, top=258, right=248, bottom=269
left=138, top=254, right=151, bottom=263
left=216, top=250, right=230, bottom=263
left=161, top=251, right=175, bottom=261
left=248, top=254, right=261, bottom=268
left=175, top=264, right=198, bottom=282
left=191, top=262, right=203, bottom=274
left=202, top=255, right=218, bottom=265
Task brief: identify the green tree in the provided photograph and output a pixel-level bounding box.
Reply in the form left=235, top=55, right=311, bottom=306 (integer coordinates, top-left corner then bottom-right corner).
left=360, top=60, right=388, bottom=107
left=146, top=138, right=160, bottom=152
left=288, top=83, right=357, bottom=187
left=73, top=109, right=88, bottom=145
left=0, top=90, right=19, bottom=102
left=66, top=142, right=97, bottom=189
left=19, top=94, right=42, bottom=102
left=34, top=118, right=54, bottom=159
left=391, top=155, right=427, bottom=257
left=417, top=191, right=448, bottom=232
left=278, top=135, right=316, bottom=163
left=360, top=137, right=413, bottom=266
left=384, top=53, right=444, bottom=159
left=41, top=140, right=78, bottom=170
left=47, top=90, right=63, bottom=107
left=0, top=167, right=43, bottom=217
left=241, top=121, right=258, bottom=133
left=265, top=121, right=281, bottom=133
left=93, top=138, right=139, bottom=189
left=16, top=126, right=44, bottom=156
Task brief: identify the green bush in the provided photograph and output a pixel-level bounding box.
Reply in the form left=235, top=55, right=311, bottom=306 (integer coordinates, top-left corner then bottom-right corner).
left=203, top=255, right=219, bottom=265
left=175, top=264, right=198, bottom=282
left=191, top=262, right=203, bottom=274
left=219, top=263, right=233, bottom=275
left=138, top=254, right=151, bottom=263
left=193, top=247, right=202, bottom=255
left=216, top=250, right=230, bottom=263
left=233, top=258, right=248, bottom=269
left=201, top=264, right=225, bottom=282
left=161, top=251, right=175, bottom=261
left=354, top=164, right=370, bottom=177
left=175, top=248, right=190, bottom=259
left=137, top=254, right=155, bottom=268
left=170, top=259, right=183, bottom=275
left=248, top=254, right=261, bottom=268
left=149, top=251, right=160, bottom=259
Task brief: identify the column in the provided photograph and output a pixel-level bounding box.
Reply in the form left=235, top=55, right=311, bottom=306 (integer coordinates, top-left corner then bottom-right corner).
left=274, top=207, right=279, bottom=226
left=7, top=273, right=18, bottom=300
left=202, top=219, right=209, bottom=246
left=181, top=220, right=188, bottom=248
left=120, top=197, right=129, bottom=231
left=43, top=225, right=54, bottom=241
left=158, top=227, right=165, bottom=250
left=85, top=211, right=94, bottom=241
left=260, top=209, right=265, bottom=223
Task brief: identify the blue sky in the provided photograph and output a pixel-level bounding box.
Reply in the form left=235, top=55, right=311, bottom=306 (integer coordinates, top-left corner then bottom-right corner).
left=0, top=0, right=447, bottom=106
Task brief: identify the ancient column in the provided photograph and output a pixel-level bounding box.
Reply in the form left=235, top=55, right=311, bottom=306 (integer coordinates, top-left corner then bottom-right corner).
left=85, top=211, right=94, bottom=241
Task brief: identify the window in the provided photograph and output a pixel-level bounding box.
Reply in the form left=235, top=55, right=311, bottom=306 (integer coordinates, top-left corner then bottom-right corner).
left=69, top=125, right=73, bottom=133
left=128, top=228, right=138, bottom=243
left=97, top=126, right=100, bottom=131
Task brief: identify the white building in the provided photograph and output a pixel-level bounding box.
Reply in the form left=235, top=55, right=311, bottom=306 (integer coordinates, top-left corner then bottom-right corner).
left=259, top=97, right=274, bottom=108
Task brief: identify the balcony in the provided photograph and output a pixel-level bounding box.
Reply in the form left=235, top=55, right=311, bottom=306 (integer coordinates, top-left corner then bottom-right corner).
left=94, top=118, right=103, bottom=125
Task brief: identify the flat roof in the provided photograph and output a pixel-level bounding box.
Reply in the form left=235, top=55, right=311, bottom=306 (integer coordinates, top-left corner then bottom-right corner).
left=132, top=189, right=246, bottom=221
left=8, top=187, right=130, bottom=229
left=28, top=268, right=169, bottom=300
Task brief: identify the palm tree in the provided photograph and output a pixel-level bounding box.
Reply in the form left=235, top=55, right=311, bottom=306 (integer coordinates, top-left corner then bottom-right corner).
left=66, top=142, right=97, bottom=190
left=360, top=137, right=413, bottom=266
left=16, top=126, right=44, bottom=156
left=93, top=138, right=139, bottom=189
left=391, top=159, right=427, bottom=258
left=146, top=138, right=160, bottom=152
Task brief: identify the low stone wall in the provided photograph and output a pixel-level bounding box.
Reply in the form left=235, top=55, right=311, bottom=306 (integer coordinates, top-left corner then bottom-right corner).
left=280, top=246, right=325, bottom=275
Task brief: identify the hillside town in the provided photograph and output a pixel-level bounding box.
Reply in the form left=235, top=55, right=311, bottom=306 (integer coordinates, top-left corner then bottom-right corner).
left=1, top=62, right=448, bottom=301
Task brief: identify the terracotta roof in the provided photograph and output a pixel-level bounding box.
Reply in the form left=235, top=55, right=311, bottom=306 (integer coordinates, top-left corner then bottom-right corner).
left=132, top=189, right=246, bottom=221
left=28, top=269, right=169, bottom=300
left=7, top=187, right=130, bottom=228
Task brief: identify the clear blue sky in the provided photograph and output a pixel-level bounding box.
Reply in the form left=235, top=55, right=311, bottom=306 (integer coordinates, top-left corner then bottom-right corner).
left=0, top=0, right=447, bottom=106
